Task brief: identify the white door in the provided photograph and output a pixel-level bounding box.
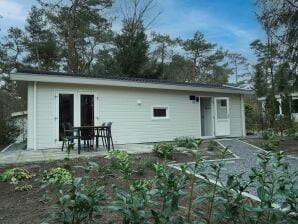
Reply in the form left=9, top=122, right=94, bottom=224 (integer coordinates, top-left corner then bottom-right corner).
left=214, top=97, right=230, bottom=136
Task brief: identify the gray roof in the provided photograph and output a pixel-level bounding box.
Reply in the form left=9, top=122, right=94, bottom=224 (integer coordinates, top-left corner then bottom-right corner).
left=17, top=69, right=247, bottom=92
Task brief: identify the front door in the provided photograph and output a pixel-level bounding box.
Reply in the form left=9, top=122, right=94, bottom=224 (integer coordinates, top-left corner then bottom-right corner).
left=214, top=97, right=230, bottom=136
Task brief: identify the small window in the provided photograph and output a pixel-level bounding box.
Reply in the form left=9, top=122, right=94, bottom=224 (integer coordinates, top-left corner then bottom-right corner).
left=220, top=99, right=227, bottom=107
left=152, top=107, right=168, bottom=119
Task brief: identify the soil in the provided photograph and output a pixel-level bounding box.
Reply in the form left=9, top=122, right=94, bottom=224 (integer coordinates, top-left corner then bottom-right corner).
left=0, top=145, right=228, bottom=224
left=243, top=137, right=298, bottom=156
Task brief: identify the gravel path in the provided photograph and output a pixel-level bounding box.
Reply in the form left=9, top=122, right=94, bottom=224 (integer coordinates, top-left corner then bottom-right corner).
left=173, top=139, right=298, bottom=197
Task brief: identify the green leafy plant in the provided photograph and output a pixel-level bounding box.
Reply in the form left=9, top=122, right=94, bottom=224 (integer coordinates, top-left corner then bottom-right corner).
left=261, top=128, right=275, bottom=140
left=42, top=167, right=72, bottom=185
left=174, top=136, right=196, bottom=148
left=46, top=162, right=106, bottom=224
left=0, top=167, right=32, bottom=185
left=153, top=143, right=175, bottom=160
left=150, top=162, right=188, bottom=223
left=51, top=177, right=106, bottom=224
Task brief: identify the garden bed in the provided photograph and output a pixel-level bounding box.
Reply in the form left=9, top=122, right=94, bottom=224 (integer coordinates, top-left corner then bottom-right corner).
left=0, top=143, right=228, bottom=224
left=242, top=137, right=298, bottom=157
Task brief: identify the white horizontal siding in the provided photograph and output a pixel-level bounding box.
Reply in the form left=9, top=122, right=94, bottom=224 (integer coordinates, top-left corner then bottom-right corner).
left=229, top=95, right=243, bottom=137
left=31, top=83, right=244, bottom=149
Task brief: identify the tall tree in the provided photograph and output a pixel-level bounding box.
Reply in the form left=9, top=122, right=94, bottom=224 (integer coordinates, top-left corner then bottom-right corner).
left=39, top=0, right=113, bottom=73
left=151, top=32, right=179, bottom=79
left=24, top=6, right=61, bottom=70
left=114, top=0, right=160, bottom=77
left=227, top=52, right=249, bottom=84
left=183, top=31, right=215, bottom=82
left=256, top=0, right=298, bottom=71
left=253, top=64, right=267, bottom=97
left=115, top=18, right=148, bottom=77
left=163, top=54, right=193, bottom=82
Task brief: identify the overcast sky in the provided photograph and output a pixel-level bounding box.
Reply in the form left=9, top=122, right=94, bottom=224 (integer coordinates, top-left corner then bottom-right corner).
left=0, top=0, right=265, bottom=63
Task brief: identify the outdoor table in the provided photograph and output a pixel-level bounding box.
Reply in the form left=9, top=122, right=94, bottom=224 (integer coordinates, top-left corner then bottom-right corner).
left=73, top=126, right=114, bottom=154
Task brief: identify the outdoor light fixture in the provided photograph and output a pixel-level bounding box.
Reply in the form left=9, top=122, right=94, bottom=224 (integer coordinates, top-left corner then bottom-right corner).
left=137, top=100, right=142, bottom=105
left=189, top=95, right=195, bottom=100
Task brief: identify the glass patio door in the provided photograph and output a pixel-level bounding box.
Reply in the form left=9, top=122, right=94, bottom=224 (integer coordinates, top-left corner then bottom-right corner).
left=56, top=92, right=75, bottom=142
left=80, top=94, right=94, bottom=126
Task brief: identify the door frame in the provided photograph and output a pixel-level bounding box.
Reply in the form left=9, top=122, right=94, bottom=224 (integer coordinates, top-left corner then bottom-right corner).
left=214, top=97, right=230, bottom=136
left=199, top=96, right=215, bottom=138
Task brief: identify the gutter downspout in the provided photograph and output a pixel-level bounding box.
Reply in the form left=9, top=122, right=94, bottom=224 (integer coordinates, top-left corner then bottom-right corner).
left=33, top=81, right=37, bottom=150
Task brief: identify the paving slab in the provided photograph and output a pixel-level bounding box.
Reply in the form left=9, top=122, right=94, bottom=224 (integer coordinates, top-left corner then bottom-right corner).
left=0, top=143, right=154, bottom=165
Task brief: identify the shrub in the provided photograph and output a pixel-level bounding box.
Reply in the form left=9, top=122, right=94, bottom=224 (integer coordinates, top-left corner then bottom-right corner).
left=0, top=168, right=32, bottom=185
left=153, top=143, right=175, bottom=159
left=0, top=117, right=20, bottom=146
left=42, top=167, right=72, bottom=185
left=51, top=177, right=105, bottom=223
left=261, top=128, right=275, bottom=140
left=174, top=136, right=196, bottom=148
left=284, top=128, right=296, bottom=137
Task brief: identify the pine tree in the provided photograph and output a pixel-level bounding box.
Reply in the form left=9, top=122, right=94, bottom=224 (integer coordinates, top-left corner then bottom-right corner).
left=114, top=18, right=149, bottom=77
left=24, top=6, right=61, bottom=70
left=253, top=65, right=267, bottom=97
left=39, top=0, right=113, bottom=73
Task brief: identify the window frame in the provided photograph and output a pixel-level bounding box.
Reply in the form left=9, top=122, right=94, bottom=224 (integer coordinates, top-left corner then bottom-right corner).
left=151, top=106, right=169, bottom=120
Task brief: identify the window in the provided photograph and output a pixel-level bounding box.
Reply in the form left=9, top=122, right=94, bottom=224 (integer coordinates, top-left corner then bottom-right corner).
left=293, top=99, right=298, bottom=113
left=152, top=107, right=168, bottom=119
left=220, top=99, right=227, bottom=107
left=216, top=99, right=228, bottom=119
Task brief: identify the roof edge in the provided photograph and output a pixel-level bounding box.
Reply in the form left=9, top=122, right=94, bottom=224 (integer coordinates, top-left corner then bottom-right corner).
left=11, top=70, right=254, bottom=95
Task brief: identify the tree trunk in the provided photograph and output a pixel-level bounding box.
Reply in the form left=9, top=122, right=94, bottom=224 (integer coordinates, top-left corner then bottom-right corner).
left=68, top=0, right=79, bottom=73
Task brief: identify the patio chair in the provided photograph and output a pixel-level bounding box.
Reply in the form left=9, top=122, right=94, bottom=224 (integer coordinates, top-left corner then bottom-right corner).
left=106, top=122, right=114, bottom=151
left=94, top=122, right=107, bottom=150
left=80, top=127, right=95, bottom=151
left=61, top=123, right=76, bottom=151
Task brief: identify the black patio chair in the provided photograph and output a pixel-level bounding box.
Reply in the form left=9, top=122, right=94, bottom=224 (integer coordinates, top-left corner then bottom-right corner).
left=61, top=123, right=76, bottom=151
left=80, top=127, right=95, bottom=151
left=106, top=122, right=114, bottom=151
left=94, top=122, right=107, bottom=150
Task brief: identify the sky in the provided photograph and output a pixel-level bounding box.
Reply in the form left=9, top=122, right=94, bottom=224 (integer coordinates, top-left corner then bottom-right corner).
left=0, top=0, right=265, bottom=63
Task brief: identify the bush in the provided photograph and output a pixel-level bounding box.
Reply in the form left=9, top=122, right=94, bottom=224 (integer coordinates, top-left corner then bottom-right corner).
left=0, top=117, right=20, bottom=146
left=261, top=128, right=275, bottom=140
left=174, top=136, right=196, bottom=148
left=153, top=143, right=175, bottom=159
left=0, top=168, right=32, bottom=185
left=43, top=167, right=72, bottom=185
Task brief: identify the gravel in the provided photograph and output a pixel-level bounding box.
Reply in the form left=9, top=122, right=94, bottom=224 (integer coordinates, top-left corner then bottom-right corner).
left=173, top=139, right=298, bottom=197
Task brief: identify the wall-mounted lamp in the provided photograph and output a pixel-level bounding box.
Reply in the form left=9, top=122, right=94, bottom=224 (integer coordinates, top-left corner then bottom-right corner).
left=137, top=100, right=142, bottom=106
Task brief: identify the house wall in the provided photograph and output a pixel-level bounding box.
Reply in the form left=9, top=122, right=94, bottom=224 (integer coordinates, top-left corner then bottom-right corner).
left=27, top=82, right=244, bottom=149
